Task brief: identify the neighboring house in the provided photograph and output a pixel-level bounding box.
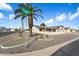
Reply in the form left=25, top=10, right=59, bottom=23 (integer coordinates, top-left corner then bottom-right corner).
left=65, top=27, right=71, bottom=33
left=32, top=25, right=77, bottom=33
left=32, top=25, right=39, bottom=32
left=0, top=27, right=11, bottom=32
left=71, top=29, right=77, bottom=32
left=10, top=28, right=15, bottom=32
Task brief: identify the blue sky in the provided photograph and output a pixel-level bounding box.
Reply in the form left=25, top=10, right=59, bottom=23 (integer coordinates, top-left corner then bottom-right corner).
left=0, top=3, right=79, bottom=29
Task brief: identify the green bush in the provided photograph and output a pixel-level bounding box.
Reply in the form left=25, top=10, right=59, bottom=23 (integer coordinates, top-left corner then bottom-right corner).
left=14, top=28, right=19, bottom=32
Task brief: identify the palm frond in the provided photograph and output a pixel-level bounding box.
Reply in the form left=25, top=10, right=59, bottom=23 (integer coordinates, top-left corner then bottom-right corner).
left=33, top=16, right=41, bottom=24
left=19, top=4, right=26, bottom=8
left=14, top=8, right=22, bottom=14
left=21, top=16, right=26, bottom=20
left=34, top=9, right=42, bottom=14
left=33, top=16, right=37, bottom=21
left=34, top=14, right=44, bottom=19
left=32, top=6, right=39, bottom=9
left=14, top=14, right=21, bottom=19
left=19, top=3, right=31, bottom=10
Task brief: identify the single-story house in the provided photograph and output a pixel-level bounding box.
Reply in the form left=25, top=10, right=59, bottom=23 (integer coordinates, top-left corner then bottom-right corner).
left=32, top=25, right=77, bottom=33
left=0, top=27, right=11, bottom=32
left=71, top=29, right=77, bottom=32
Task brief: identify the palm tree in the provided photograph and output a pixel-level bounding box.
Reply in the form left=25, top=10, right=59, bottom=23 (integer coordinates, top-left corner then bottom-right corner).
left=14, top=8, right=26, bottom=33
left=15, top=3, right=44, bottom=37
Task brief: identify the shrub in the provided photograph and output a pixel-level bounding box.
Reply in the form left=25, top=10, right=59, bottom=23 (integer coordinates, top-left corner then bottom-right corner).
left=14, top=28, right=19, bottom=32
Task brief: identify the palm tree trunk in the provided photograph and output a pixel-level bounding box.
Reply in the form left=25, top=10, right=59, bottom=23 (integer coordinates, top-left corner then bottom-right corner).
left=28, top=14, right=33, bottom=37
left=29, top=26, right=32, bottom=36
left=21, top=19, right=24, bottom=32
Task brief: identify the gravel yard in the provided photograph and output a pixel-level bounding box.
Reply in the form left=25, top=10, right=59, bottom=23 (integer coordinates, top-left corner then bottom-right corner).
left=0, top=32, right=79, bottom=54
left=1, top=37, right=31, bottom=47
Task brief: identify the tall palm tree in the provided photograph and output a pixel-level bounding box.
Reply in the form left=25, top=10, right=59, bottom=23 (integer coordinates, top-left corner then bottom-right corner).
left=15, top=3, right=43, bottom=37
left=14, top=8, right=26, bottom=33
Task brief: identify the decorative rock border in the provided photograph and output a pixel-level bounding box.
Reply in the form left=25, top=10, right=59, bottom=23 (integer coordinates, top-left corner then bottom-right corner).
left=0, top=37, right=37, bottom=49
left=37, top=35, right=54, bottom=41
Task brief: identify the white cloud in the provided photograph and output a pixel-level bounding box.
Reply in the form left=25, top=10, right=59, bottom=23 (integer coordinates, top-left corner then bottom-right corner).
left=9, top=14, right=15, bottom=20
left=77, top=7, right=79, bottom=11
left=0, top=3, right=12, bottom=11
left=0, top=13, right=4, bottom=19
left=45, top=18, right=54, bottom=25
left=55, top=13, right=66, bottom=21
left=69, top=7, right=79, bottom=20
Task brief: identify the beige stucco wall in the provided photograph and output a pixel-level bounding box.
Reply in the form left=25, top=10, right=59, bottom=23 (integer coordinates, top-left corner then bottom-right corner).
left=65, top=29, right=71, bottom=33
left=11, top=29, right=15, bottom=31
left=56, top=27, right=65, bottom=32
left=32, top=26, right=39, bottom=32
left=72, top=30, right=76, bottom=32
left=32, top=26, right=74, bottom=33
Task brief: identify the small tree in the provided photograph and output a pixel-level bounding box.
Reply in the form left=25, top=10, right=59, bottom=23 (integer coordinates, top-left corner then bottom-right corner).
left=0, top=29, right=2, bottom=32
left=14, top=28, right=19, bottom=32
